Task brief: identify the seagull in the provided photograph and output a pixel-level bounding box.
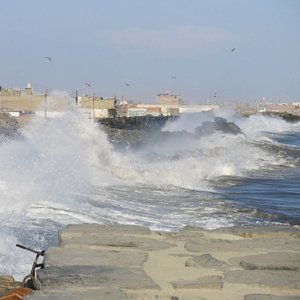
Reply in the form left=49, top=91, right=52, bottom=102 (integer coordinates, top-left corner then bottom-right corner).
left=85, top=83, right=91, bottom=87
left=125, top=84, right=130, bottom=86
left=44, top=56, right=52, bottom=61
left=172, top=76, right=177, bottom=79
left=231, top=48, right=235, bottom=52
left=214, top=93, right=217, bottom=97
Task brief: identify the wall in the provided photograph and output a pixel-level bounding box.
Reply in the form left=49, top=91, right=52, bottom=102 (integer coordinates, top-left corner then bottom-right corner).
left=0, top=94, right=44, bottom=111
left=81, top=95, right=117, bottom=109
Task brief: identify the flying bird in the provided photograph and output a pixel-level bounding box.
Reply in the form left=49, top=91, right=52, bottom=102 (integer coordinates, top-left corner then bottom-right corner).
left=214, top=93, right=217, bottom=97
left=44, top=56, right=52, bottom=61
left=172, top=76, right=177, bottom=79
left=85, top=83, right=91, bottom=87
left=125, top=84, right=130, bottom=86
left=231, top=48, right=235, bottom=52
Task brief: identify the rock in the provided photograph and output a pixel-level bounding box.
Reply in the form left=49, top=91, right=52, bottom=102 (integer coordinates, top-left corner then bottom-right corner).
left=0, top=113, right=20, bottom=141
left=224, top=270, right=300, bottom=290
left=171, top=275, right=223, bottom=290
left=26, top=287, right=129, bottom=300
left=0, top=275, right=22, bottom=297
left=185, top=253, right=229, bottom=270
left=58, top=224, right=151, bottom=242
left=44, top=247, right=148, bottom=268
left=262, top=112, right=300, bottom=123
left=193, top=117, right=242, bottom=137
left=37, top=265, right=160, bottom=290
left=229, top=252, right=300, bottom=271
left=185, top=236, right=300, bottom=253
left=244, top=294, right=300, bottom=300
left=59, top=234, right=175, bottom=251
left=214, top=225, right=300, bottom=239
left=178, top=225, right=207, bottom=233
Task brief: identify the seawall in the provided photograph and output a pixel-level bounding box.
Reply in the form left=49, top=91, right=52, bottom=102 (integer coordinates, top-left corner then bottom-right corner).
left=19, top=224, right=300, bottom=300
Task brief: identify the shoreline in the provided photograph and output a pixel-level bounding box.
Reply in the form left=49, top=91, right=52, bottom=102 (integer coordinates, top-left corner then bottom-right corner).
left=6, top=223, right=300, bottom=300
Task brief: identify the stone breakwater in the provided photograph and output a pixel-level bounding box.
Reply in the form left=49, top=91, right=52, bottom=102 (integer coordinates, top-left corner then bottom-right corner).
left=0, top=113, right=20, bottom=141
left=97, top=116, right=243, bottom=147
left=18, top=224, right=300, bottom=300
left=98, top=116, right=179, bottom=146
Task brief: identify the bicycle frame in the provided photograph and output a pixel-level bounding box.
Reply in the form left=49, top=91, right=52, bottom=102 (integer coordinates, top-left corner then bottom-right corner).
left=16, top=244, right=45, bottom=289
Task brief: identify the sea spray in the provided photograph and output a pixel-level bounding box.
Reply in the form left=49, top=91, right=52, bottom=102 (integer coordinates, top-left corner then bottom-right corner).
left=0, top=92, right=299, bottom=280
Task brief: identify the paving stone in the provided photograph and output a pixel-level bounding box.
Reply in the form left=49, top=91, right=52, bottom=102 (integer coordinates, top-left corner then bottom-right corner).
left=59, top=224, right=152, bottom=243
left=171, top=275, right=223, bottom=290
left=59, top=234, right=175, bottom=251
left=178, top=225, right=207, bottom=233
left=185, top=253, right=230, bottom=270
left=37, top=265, right=160, bottom=290
left=185, top=237, right=300, bottom=253
left=44, top=247, right=148, bottom=268
left=169, top=233, right=206, bottom=242
left=244, top=294, right=300, bottom=300
left=229, top=252, right=300, bottom=271
left=214, top=225, right=300, bottom=239
left=224, top=270, right=300, bottom=290
left=24, top=287, right=129, bottom=300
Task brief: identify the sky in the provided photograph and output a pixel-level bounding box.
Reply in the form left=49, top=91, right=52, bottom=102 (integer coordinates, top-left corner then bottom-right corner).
left=0, top=0, right=299, bottom=104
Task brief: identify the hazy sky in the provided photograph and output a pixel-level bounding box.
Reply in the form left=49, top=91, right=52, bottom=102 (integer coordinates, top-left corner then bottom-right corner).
left=1, top=0, right=299, bottom=104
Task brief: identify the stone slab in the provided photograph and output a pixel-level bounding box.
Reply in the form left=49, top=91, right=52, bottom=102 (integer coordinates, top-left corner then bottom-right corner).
left=214, top=225, right=300, bottom=239
left=244, top=294, right=300, bottom=300
left=229, top=252, right=300, bottom=271
left=44, top=247, right=148, bottom=268
left=24, top=287, right=129, bottom=300
left=185, top=237, right=300, bottom=253
left=59, top=224, right=151, bottom=243
left=59, top=235, right=175, bottom=251
left=37, top=265, right=160, bottom=290
left=171, top=275, right=223, bottom=290
left=185, top=253, right=229, bottom=270
left=224, top=270, right=300, bottom=290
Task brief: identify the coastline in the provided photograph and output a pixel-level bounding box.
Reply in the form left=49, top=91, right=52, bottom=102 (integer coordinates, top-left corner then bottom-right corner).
left=7, top=223, right=300, bottom=300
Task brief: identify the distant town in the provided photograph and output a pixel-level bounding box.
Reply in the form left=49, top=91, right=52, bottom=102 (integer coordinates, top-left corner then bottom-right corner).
left=0, top=83, right=299, bottom=119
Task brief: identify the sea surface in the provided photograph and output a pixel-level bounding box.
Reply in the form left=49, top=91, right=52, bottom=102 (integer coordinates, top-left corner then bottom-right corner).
left=0, top=93, right=299, bottom=280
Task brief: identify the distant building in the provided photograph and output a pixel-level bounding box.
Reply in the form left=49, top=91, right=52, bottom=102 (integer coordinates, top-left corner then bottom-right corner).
left=80, top=94, right=118, bottom=118
left=156, top=91, right=181, bottom=105
left=0, top=83, right=45, bottom=111
left=0, top=86, right=21, bottom=96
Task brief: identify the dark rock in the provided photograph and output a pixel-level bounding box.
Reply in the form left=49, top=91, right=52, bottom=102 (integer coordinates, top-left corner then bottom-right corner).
left=263, top=112, right=300, bottom=123
left=193, top=118, right=242, bottom=137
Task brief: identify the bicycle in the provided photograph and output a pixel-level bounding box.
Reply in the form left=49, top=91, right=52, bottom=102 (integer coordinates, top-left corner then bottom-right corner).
left=16, top=244, right=45, bottom=289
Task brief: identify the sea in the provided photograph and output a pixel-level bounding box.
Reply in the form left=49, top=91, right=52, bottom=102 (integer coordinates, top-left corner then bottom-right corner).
left=0, top=92, right=299, bottom=281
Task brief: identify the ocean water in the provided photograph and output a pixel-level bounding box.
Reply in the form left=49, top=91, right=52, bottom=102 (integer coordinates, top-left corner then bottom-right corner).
left=0, top=92, right=299, bottom=280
